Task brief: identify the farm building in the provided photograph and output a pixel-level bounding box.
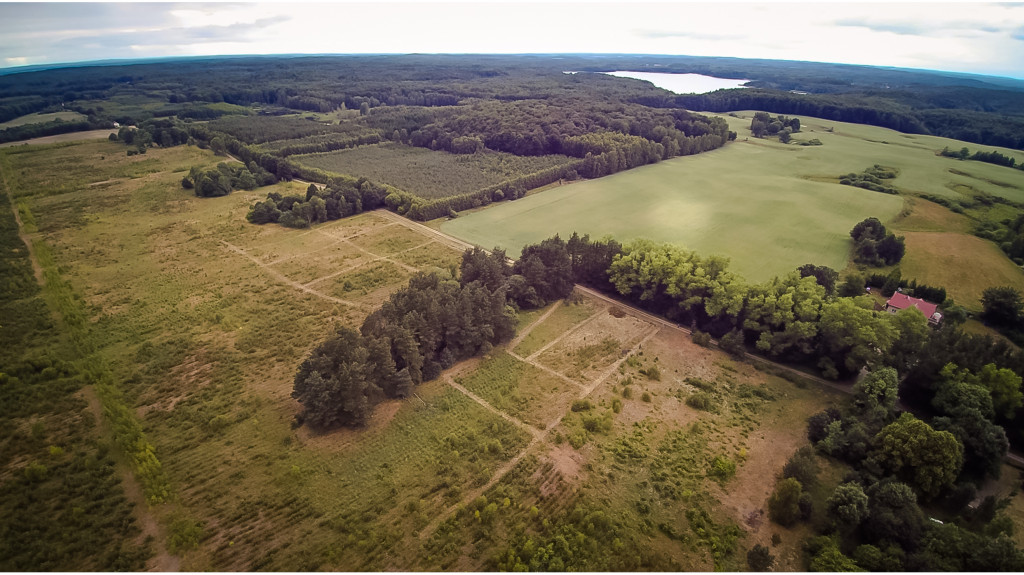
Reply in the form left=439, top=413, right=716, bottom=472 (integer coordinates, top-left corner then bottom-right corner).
left=885, top=292, right=942, bottom=325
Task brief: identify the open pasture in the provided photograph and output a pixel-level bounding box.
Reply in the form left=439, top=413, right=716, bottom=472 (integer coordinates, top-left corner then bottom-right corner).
left=293, top=142, right=574, bottom=200
left=443, top=112, right=1024, bottom=285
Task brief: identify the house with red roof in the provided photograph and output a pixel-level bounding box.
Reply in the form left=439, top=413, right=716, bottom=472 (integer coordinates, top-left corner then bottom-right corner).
left=885, top=292, right=942, bottom=325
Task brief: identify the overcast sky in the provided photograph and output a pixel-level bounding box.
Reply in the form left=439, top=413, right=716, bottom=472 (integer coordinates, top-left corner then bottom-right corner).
left=2, top=1, right=1024, bottom=79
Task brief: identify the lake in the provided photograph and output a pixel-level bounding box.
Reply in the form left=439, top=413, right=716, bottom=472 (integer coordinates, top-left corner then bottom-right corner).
left=602, top=71, right=749, bottom=94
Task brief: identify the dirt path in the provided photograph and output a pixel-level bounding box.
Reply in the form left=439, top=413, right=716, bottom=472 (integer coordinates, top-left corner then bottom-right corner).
left=80, top=386, right=180, bottom=572
left=219, top=239, right=368, bottom=309
left=420, top=316, right=660, bottom=540
left=524, top=306, right=606, bottom=363
left=375, top=208, right=475, bottom=252
left=305, top=239, right=435, bottom=288
left=508, top=303, right=560, bottom=349
left=508, top=349, right=586, bottom=390
left=445, top=376, right=543, bottom=438
left=0, top=158, right=44, bottom=285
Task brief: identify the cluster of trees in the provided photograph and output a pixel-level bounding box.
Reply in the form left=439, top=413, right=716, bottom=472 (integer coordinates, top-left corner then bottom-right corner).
left=940, top=146, right=1019, bottom=168
left=749, top=111, right=800, bottom=142
left=111, top=119, right=191, bottom=154
left=839, top=165, right=899, bottom=194
left=247, top=181, right=390, bottom=226
left=182, top=162, right=275, bottom=198
left=787, top=366, right=1024, bottom=570
left=292, top=240, right=573, bottom=429
left=292, top=271, right=515, bottom=429
left=850, top=217, right=905, bottom=266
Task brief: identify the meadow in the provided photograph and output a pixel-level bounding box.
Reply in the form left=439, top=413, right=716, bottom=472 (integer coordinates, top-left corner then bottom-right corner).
left=442, top=112, right=1024, bottom=303
left=293, top=142, right=575, bottom=200
left=1, top=134, right=848, bottom=570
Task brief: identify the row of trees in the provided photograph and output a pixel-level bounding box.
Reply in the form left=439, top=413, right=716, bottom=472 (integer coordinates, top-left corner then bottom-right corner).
left=940, top=146, right=1020, bottom=168
left=292, top=240, right=574, bottom=429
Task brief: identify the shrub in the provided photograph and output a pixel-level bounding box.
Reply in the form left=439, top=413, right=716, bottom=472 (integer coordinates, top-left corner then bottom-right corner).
left=641, top=391, right=652, bottom=403
left=571, top=399, right=593, bottom=412
left=691, top=330, right=712, bottom=347
left=768, top=478, right=804, bottom=527
left=622, top=386, right=633, bottom=399
left=686, top=391, right=715, bottom=411
left=611, top=398, right=622, bottom=413
left=747, top=544, right=775, bottom=571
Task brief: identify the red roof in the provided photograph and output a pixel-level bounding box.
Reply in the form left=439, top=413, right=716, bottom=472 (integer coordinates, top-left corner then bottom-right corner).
left=886, top=293, right=939, bottom=318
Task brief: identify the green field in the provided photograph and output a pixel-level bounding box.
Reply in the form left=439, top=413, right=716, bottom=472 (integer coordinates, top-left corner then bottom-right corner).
left=293, top=142, right=574, bottom=200
left=442, top=112, right=1024, bottom=285
left=0, top=111, right=87, bottom=129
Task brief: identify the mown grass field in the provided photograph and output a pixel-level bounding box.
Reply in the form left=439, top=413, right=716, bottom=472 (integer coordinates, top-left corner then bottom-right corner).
left=2, top=135, right=849, bottom=570
left=443, top=112, right=1024, bottom=293
left=293, top=142, right=574, bottom=200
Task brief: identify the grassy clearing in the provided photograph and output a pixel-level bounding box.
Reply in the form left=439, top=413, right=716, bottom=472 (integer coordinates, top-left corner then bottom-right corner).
left=0, top=111, right=87, bottom=129
left=293, top=143, right=575, bottom=200
left=898, top=231, right=1024, bottom=309
left=456, top=351, right=579, bottom=429
left=537, top=311, right=652, bottom=384
left=513, top=299, right=598, bottom=357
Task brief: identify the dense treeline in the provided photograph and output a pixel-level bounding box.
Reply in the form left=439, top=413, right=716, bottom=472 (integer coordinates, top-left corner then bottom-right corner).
left=680, top=88, right=1024, bottom=150
left=292, top=241, right=573, bottom=429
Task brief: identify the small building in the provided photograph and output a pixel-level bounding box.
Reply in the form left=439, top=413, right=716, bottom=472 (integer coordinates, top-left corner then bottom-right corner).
left=885, top=292, right=942, bottom=325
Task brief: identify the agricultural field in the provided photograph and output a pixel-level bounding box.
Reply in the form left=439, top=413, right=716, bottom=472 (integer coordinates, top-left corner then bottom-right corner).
left=1, top=134, right=851, bottom=570
left=293, top=142, right=575, bottom=199
left=442, top=112, right=1024, bottom=302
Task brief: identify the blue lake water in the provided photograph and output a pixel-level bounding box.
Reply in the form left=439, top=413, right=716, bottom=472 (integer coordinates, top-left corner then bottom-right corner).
left=602, top=71, right=749, bottom=94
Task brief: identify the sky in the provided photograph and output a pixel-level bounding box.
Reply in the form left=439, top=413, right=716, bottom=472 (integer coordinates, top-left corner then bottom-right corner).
left=2, top=1, right=1024, bottom=79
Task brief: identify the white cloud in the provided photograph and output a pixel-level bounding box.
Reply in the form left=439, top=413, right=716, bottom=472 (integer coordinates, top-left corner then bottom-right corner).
left=1, top=2, right=1024, bottom=77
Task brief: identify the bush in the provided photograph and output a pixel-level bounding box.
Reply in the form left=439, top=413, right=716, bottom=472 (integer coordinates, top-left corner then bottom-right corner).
left=686, top=391, right=715, bottom=411
left=768, top=478, right=804, bottom=527
left=571, top=399, right=593, bottom=412
left=747, top=544, right=775, bottom=571
left=641, top=391, right=652, bottom=403
left=719, top=329, right=746, bottom=357
left=783, top=445, right=819, bottom=487
left=691, top=330, right=712, bottom=347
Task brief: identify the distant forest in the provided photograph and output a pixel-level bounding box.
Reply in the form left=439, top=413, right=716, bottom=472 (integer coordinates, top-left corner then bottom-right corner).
left=2, top=54, right=1022, bottom=171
